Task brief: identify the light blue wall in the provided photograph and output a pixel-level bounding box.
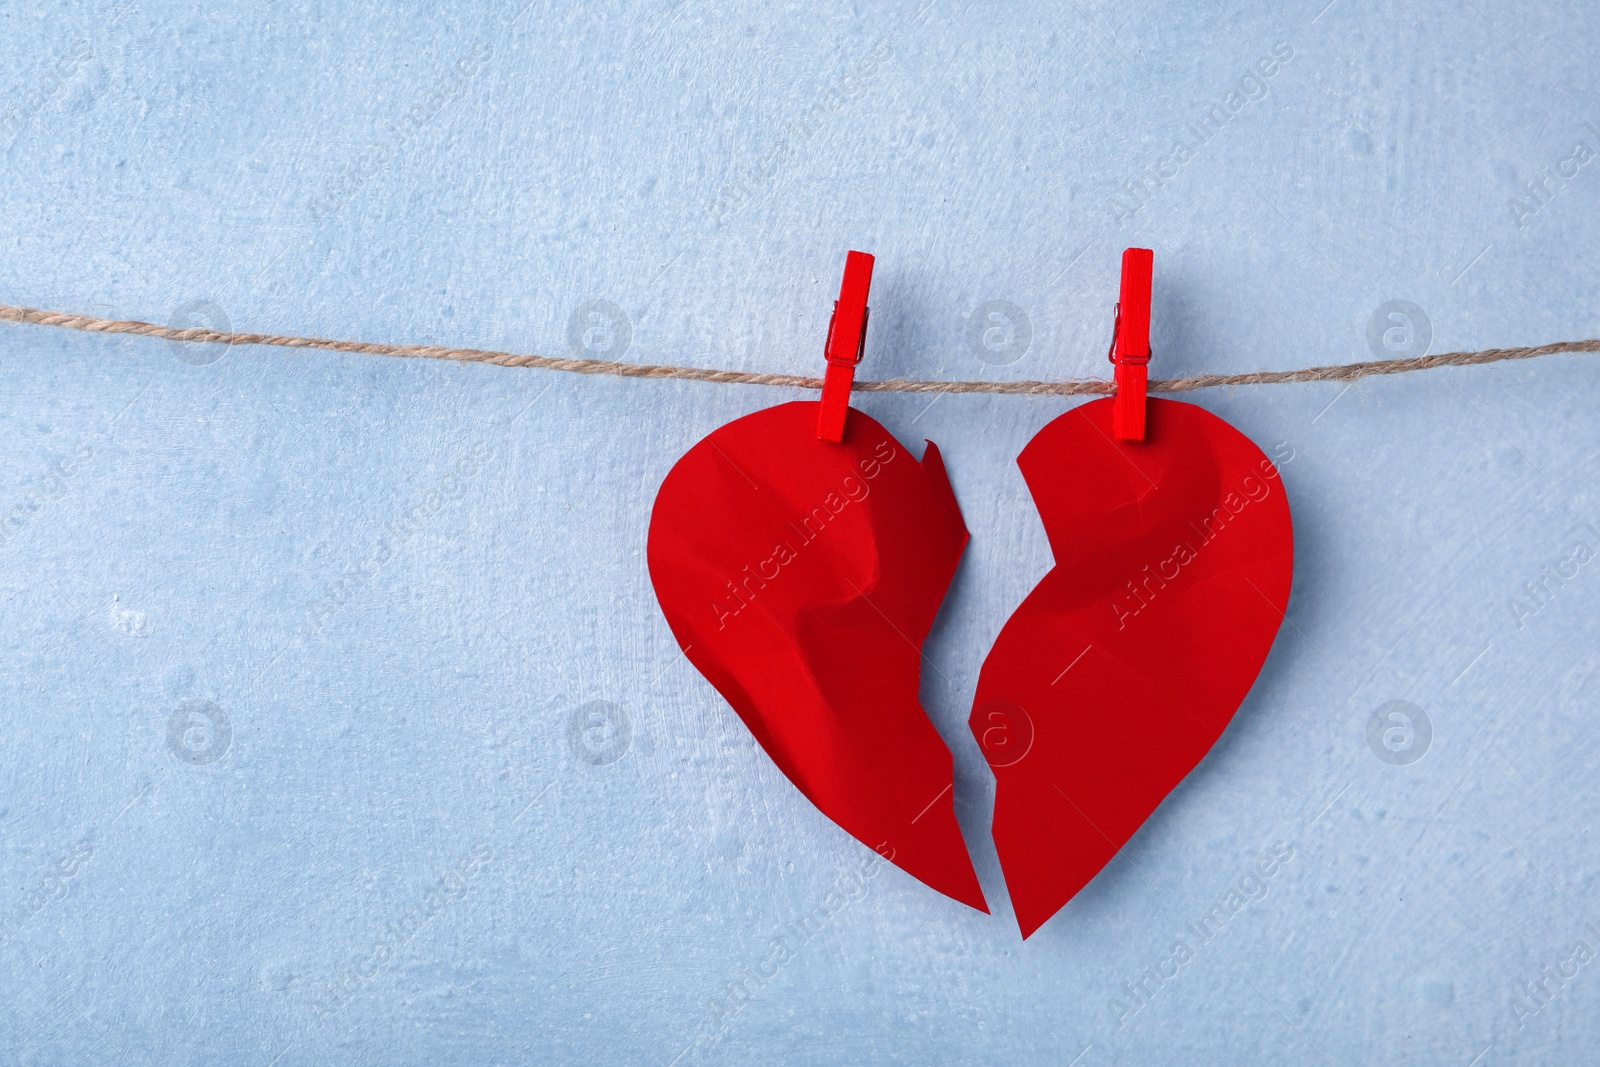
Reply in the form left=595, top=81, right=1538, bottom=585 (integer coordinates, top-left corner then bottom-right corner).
left=3, top=1, right=1599, bottom=1063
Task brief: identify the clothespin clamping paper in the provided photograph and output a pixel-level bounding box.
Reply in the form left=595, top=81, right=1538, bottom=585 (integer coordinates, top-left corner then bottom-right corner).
left=816, top=250, right=876, bottom=442
left=1109, top=247, right=1154, bottom=442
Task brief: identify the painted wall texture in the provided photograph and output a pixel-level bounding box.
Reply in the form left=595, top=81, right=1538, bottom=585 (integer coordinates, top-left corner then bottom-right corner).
left=3, top=0, right=1600, bottom=1063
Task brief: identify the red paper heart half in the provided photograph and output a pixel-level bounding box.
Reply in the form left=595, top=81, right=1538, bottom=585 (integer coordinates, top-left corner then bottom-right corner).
left=971, top=397, right=1293, bottom=937
left=649, top=401, right=987, bottom=912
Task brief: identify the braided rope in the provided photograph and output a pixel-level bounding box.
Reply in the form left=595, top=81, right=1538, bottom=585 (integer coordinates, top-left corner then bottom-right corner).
left=3, top=304, right=1595, bottom=396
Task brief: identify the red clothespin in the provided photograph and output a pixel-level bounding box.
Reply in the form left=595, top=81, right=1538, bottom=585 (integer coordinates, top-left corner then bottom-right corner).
left=816, top=250, right=875, bottom=442
left=1109, top=247, right=1153, bottom=442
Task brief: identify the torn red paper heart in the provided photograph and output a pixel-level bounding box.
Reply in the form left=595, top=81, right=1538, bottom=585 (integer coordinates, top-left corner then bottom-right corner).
left=649, top=401, right=987, bottom=912
left=972, top=397, right=1293, bottom=937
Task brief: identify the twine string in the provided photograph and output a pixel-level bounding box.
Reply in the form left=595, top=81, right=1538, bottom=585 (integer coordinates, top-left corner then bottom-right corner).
left=3, top=303, right=1596, bottom=396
